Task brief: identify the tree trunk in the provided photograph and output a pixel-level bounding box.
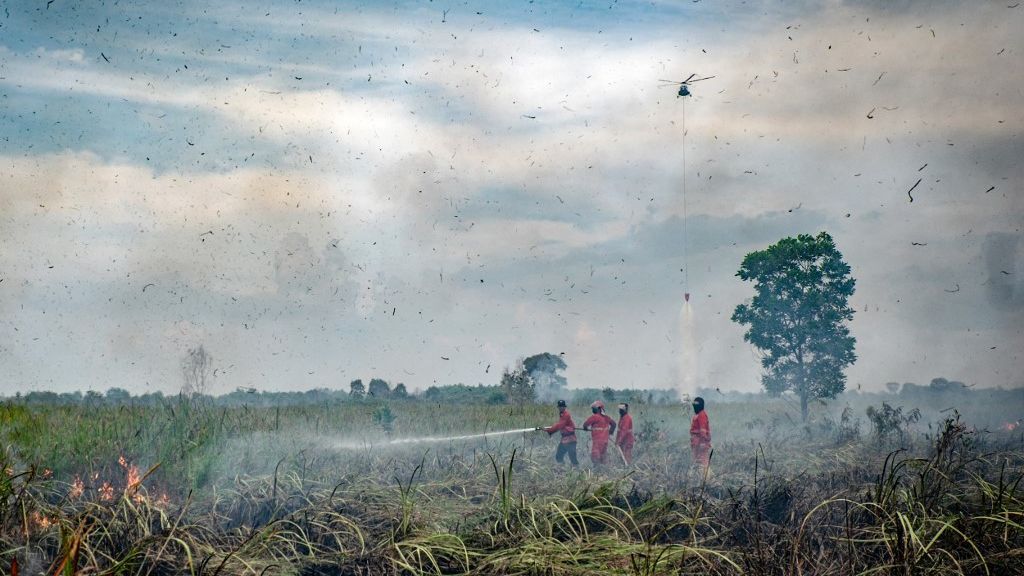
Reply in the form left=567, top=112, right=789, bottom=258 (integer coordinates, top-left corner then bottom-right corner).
left=795, top=355, right=809, bottom=422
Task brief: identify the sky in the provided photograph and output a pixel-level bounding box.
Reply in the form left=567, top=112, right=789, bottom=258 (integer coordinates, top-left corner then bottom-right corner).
left=0, top=0, right=1021, bottom=396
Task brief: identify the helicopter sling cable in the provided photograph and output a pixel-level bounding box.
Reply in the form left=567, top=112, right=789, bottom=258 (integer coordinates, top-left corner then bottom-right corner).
left=659, top=73, right=714, bottom=303
left=681, top=86, right=689, bottom=303
left=659, top=73, right=715, bottom=396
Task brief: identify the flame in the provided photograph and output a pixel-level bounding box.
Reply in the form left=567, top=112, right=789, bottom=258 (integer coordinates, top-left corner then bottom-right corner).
left=118, top=456, right=146, bottom=503
left=99, top=482, right=114, bottom=502
left=122, top=459, right=141, bottom=492
left=24, top=511, right=55, bottom=536
left=1002, top=421, right=1020, bottom=432
left=69, top=476, right=84, bottom=500
left=31, top=511, right=52, bottom=531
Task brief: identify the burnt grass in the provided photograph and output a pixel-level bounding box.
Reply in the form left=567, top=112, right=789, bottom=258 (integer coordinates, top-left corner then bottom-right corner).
left=1, top=399, right=1023, bottom=575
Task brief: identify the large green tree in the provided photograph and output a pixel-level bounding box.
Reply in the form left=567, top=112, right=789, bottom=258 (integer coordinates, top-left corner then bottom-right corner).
left=731, top=232, right=856, bottom=421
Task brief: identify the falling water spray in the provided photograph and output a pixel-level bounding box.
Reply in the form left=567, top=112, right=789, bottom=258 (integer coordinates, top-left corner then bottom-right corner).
left=678, top=295, right=699, bottom=400
left=383, top=428, right=538, bottom=445
left=326, top=427, right=539, bottom=451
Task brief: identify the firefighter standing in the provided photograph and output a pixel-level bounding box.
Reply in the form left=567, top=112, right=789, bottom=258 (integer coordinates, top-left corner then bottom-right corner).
left=690, top=396, right=712, bottom=477
left=539, top=399, right=578, bottom=466
left=615, top=403, right=634, bottom=465
left=582, top=401, right=617, bottom=465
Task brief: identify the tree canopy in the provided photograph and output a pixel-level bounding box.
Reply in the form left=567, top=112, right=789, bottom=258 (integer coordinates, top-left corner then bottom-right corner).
left=367, top=378, right=391, bottom=399
left=523, top=352, right=568, bottom=401
left=731, top=232, right=857, bottom=421
left=500, top=364, right=536, bottom=405
left=349, top=379, right=365, bottom=399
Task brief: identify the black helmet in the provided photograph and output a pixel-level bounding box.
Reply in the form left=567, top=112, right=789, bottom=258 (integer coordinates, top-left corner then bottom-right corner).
left=556, top=399, right=567, bottom=408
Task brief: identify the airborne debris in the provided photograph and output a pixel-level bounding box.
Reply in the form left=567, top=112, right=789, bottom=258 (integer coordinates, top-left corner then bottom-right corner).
left=906, top=178, right=922, bottom=202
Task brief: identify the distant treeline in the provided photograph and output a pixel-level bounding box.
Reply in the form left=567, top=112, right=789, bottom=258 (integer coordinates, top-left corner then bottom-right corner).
left=3, top=376, right=1020, bottom=408
left=4, top=381, right=680, bottom=407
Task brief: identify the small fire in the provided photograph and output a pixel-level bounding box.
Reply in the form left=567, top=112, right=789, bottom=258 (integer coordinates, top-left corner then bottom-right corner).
left=99, top=482, right=114, bottom=502
left=69, top=476, right=84, bottom=500
left=24, top=511, right=55, bottom=536
left=31, top=511, right=53, bottom=531
left=120, top=456, right=142, bottom=493
left=117, top=456, right=154, bottom=504
left=1002, top=420, right=1021, bottom=432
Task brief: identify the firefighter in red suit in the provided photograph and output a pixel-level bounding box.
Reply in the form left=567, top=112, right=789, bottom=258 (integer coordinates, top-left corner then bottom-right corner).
left=539, top=399, right=578, bottom=466
left=690, top=396, right=712, bottom=476
left=615, top=403, right=634, bottom=465
left=582, top=400, right=617, bottom=465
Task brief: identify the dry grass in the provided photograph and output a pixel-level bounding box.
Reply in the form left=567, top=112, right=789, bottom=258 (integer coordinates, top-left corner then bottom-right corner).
left=1, top=398, right=1022, bottom=575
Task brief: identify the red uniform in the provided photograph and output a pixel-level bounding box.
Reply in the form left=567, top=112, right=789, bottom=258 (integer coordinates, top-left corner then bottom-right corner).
left=583, top=413, right=616, bottom=464
left=690, top=410, right=711, bottom=467
left=545, top=409, right=578, bottom=466
left=616, top=413, right=634, bottom=465
left=545, top=410, right=577, bottom=444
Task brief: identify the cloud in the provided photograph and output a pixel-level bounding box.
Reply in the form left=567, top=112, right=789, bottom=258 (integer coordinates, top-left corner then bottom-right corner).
left=1, top=0, right=1021, bottom=394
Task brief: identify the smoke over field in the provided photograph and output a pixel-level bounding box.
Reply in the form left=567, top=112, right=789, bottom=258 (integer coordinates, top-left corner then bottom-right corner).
left=2, top=0, right=1023, bottom=574
left=2, top=390, right=1023, bottom=575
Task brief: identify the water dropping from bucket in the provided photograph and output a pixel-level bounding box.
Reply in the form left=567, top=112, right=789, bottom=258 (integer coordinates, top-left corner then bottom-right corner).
left=678, top=296, right=699, bottom=400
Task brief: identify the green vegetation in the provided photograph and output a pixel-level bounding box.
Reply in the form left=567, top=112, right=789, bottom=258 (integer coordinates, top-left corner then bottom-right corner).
left=1, top=390, right=1022, bottom=575
left=732, top=232, right=857, bottom=421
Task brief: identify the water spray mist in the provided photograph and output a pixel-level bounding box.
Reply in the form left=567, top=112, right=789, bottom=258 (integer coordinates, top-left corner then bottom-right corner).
left=678, top=296, right=699, bottom=400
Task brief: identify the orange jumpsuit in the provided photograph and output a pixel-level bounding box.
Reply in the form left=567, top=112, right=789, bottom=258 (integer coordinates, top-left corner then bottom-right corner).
left=616, top=413, right=634, bottom=465
left=583, top=413, right=617, bottom=464
left=544, top=410, right=578, bottom=466
left=690, top=410, right=711, bottom=467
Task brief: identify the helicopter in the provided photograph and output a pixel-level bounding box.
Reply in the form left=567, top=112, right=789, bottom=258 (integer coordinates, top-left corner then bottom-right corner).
left=659, top=73, right=716, bottom=97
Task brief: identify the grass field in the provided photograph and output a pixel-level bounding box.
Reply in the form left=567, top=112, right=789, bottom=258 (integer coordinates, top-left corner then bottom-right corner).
left=2, top=395, right=1022, bottom=575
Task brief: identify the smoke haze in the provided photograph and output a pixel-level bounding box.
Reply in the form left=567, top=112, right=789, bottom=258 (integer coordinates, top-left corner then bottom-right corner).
left=0, top=0, right=1021, bottom=395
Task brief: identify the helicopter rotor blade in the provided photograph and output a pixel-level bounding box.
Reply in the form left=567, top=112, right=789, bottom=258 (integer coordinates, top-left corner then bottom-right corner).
left=689, top=75, right=717, bottom=83
left=683, top=73, right=697, bottom=83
